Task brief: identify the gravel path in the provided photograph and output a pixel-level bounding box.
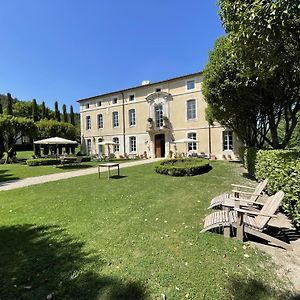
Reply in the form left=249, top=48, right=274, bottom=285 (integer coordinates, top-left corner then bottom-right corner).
left=0, top=158, right=162, bottom=191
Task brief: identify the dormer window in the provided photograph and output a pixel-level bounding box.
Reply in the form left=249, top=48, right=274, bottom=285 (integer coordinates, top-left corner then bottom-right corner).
left=97, top=101, right=102, bottom=107
left=86, top=103, right=90, bottom=109
left=113, top=97, right=118, bottom=104
left=129, top=94, right=135, bottom=101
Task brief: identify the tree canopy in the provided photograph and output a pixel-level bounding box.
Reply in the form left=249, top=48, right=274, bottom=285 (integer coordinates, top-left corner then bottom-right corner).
left=203, top=1, right=300, bottom=149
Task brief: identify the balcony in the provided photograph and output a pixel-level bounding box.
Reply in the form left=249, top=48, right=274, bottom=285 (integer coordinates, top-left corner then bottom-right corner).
left=146, top=118, right=172, bottom=133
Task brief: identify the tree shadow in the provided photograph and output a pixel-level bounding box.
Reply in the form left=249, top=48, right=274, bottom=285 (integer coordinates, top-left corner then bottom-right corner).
left=55, top=164, right=93, bottom=170
left=228, top=275, right=299, bottom=300
left=0, top=169, right=20, bottom=183
left=0, top=224, right=148, bottom=299
left=109, top=175, right=127, bottom=179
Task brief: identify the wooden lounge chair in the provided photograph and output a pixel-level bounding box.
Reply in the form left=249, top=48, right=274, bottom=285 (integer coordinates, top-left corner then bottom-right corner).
left=201, top=191, right=292, bottom=250
left=208, top=179, right=268, bottom=209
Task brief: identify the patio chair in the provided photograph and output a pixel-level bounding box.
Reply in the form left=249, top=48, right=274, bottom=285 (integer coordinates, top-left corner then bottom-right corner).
left=208, top=179, right=268, bottom=210
left=201, top=191, right=292, bottom=250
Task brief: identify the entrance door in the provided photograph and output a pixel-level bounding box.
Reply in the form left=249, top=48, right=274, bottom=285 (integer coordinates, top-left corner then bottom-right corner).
left=155, top=134, right=165, bottom=158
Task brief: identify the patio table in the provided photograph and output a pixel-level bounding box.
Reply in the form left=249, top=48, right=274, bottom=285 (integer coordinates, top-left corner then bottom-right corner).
left=98, top=163, right=120, bottom=179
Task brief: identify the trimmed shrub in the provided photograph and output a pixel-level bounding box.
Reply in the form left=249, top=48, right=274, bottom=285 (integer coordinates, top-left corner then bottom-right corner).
left=26, top=158, right=59, bottom=166
left=155, top=158, right=210, bottom=177
left=243, top=147, right=258, bottom=176
left=255, top=149, right=300, bottom=228
left=81, top=156, right=91, bottom=162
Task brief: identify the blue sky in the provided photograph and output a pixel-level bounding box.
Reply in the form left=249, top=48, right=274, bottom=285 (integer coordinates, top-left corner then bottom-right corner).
left=0, top=0, right=224, bottom=112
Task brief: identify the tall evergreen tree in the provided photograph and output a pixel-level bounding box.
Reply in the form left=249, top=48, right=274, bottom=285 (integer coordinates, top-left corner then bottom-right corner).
left=6, top=93, right=13, bottom=115
left=54, top=101, right=61, bottom=122
left=70, top=105, right=75, bottom=125
left=32, top=99, right=38, bottom=121
left=41, top=101, right=46, bottom=119
left=0, top=103, right=3, bottom=114
left=62, top=104, right=68, bottom=123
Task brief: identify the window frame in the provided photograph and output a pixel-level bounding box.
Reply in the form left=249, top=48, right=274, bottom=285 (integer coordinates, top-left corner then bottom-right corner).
left=223, top=131, right=233, bottom=151
left=97, top=101, right=102, bottom=107
left=129, top=136, right=137, bottom=152
left=186, top=99, right=197, bottom=120
left=86, top=139, right=92, bottom=155
left=97, top=113, right=103, bottom=129
left=86, top=115, right=91, bottom=130
left=112, top=111, right=119, bottom=128
left=113, top=137, right=120, bottom=152
left=128, top=108, right=136, bottom=127
left=154, top=104, right=164, bottom=127
left=187, top=132, right=197, bottom=151
left=186, top=79, right=195, bottom=90
left=129, top=94, right=135, bottom=102
left=112, top=97, right=118, bottom=104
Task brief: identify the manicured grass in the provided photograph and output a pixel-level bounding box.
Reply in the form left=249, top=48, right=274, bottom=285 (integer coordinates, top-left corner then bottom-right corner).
left=0, top=161, right=292, bottom=299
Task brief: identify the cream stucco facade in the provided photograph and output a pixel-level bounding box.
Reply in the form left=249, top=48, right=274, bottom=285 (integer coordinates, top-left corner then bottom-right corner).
left=78, top=72, right=240, bottom=159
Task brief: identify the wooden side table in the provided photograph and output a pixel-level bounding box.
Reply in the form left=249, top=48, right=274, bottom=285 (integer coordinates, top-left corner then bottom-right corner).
left=98, top=163, right=120, bottom=179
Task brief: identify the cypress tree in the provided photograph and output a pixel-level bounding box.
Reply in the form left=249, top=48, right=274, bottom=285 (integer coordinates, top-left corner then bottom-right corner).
left=0, top=103, right=3, bottom=114
left=54, top=101, right=61, bottom=122
left=41, top=101, right=46, bottom=119
left=62, top=104, right=68, bottom=122
left=6, top=93, right=13, bottom=115
left=70, top=105, right=75, bottom=125
left=32, top=99, right=38, bottom=121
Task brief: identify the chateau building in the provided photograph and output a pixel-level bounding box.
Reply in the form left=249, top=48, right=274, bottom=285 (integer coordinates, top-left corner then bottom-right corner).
left=77, top=72, right=240, bottom=159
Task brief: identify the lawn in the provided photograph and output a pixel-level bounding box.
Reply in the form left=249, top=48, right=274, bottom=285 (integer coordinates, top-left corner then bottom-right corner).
left=0, top=161, right=292, bottom=299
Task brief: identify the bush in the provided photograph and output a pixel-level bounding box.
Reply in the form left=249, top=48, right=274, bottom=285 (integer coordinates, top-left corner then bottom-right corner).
left=255, top=149, right=300, bottom=228
left=26, top=158, right=59, bottom=166
left=81, top=156, right=91, bottom=162
left=155, top=158, right=210, bottom=177
left=243, top=147, right=258, bottom=176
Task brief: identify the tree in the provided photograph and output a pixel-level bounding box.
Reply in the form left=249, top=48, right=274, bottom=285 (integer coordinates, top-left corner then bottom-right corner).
left=6, top=93, right=13, bottom=115
left=62, top=104, right=68, bottom=123
left=54, top=101, right=61, bottom=122
left=32, top=99, right=39, bottom=121
left=41, top=101, right=46, bottom=119
left=70, top=105, right=75, bottom=125
left=37, top=119, right=76, bottom=140
left=0, top=115, right=37, bottom=162
left=0, top=103, right=2, bottom=114
left=13, top=101, right=32, bottom=118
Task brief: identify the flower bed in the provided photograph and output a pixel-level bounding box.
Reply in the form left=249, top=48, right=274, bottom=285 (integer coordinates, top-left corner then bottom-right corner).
left=155, top=158, right=210, bottom=176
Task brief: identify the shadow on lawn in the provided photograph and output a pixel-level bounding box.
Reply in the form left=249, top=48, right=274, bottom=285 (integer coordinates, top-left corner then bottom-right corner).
left=228, top=275, right=299, bottom=300
left=0, top=224, right=147, bottom=299
left=0, top=169, right=20, bottom=183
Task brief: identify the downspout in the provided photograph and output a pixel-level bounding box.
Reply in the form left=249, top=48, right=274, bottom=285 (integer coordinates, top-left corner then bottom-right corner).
left=208, top=123, right=212, bottom=159
left=121, top=91, right=126, bottom=155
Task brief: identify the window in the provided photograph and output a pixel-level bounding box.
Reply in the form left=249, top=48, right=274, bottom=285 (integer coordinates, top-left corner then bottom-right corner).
left=86, top=116, right=91, bottom=130
left=187, top=99, right=196, bottom=120
left=86, top=103, right=90, bottom=109
left=155, top=104, right=163, bottom=127
left=97, top=114, right=103, bottom=129
left=223, top=131, right=233, bottom=150
left=188, top=132, right=197, bottom=151
left=112, top=111, right=119, bottom=128
left=187, top=80, right=195, bottom=90
left=129, top=109, right=136, bottom=126
left=155, top=88, right=161, bottom=92
left=97, top=101, right=102, bottom=107
left=129, top=136, right=136, bottom=152
left=113, top=137, right=119, bottom=152
left=86, top=139, right=92, bottom=155
left=129, top=94, right=135, bottom=101
left=112, top=97, right=118, bottom=104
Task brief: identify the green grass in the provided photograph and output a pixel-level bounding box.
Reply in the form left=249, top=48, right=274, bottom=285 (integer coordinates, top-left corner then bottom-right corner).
left=0, top=161, right=292, bottom=299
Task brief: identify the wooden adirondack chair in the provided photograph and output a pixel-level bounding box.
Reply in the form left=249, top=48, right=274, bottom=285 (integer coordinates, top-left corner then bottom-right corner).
left=208, top=179, right=268, bottom=209
left=201, top=191, right=292, bottom=251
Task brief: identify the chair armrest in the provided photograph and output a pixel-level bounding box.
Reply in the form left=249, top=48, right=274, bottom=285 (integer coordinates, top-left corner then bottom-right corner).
left=231, top=197, right=263, bottom=204
left=232, top=190, right=261, bottom=196
left=234, top=208, right=277, bottom=218
left=231, top=184, right=255, bottom=189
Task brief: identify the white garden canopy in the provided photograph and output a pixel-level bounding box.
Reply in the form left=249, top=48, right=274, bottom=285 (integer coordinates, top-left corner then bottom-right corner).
left=34, top=137, right=77, bottom=145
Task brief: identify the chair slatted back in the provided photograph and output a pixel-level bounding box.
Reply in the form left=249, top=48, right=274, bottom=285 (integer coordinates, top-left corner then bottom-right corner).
left=254, top=191, right=284, bottom=229
left=249, top=179, right=268, bottom=202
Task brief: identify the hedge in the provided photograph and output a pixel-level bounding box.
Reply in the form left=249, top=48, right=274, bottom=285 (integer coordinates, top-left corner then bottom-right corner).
left=26, top=156, right=91, bottom=166
left=243, top=147, right=258, bottom=177
left=255, top=150, right=300, bottom=228
left=155, top=158, right=210, bottom=176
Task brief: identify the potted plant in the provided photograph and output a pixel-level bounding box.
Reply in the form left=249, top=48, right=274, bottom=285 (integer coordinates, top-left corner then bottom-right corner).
left=147, top=117, right=153, bottom=123
left=163, top=116, right=169, bottom=128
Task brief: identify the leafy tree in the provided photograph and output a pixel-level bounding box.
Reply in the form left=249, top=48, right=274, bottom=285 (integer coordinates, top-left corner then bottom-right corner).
left=62, top=104, right=68, bottom=123
left=54, top=101, right=61, bottom=122
left=13, top=101, right=32, bottom=118
left=0, top=115, right=37, bottom=162
left=217, top=0, right=300, bottom=149
left=36, top=119, right=76, bottom=140
left=32, top=99, right=39, bottom=121
left=41, top=101, right=46, bottom=119
left=6, top=93, right=13, bottom=115
left=70, top=105, right=75, bottom=125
